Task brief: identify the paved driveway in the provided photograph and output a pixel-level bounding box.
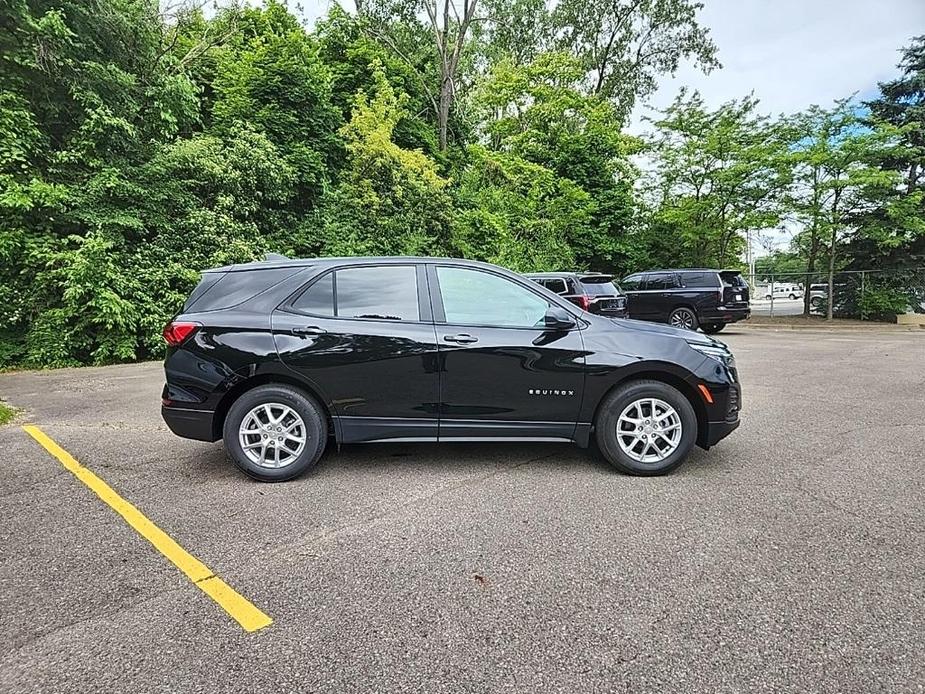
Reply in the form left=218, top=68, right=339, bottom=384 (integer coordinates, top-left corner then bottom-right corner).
left=1, top=328, right=923, bottom=693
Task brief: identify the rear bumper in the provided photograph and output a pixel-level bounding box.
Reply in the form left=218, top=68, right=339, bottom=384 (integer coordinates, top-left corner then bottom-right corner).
left=161, top=404, right=218, bottom=442
left=700, top=307, right=750, bottom=324
left=702, top=418, right=740, bottom=448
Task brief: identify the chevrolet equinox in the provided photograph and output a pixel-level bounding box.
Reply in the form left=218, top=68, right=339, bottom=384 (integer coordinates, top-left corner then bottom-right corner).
left=162, top=256, right=741, bottom=480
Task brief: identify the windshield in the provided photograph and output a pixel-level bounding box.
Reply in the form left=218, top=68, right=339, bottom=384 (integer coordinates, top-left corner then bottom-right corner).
left=580, top=278, right=622, bottom=296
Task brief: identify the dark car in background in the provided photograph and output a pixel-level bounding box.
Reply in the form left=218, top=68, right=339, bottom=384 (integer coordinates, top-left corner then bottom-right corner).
left=620, top=269, right=751, bottom=334
left=162, top=256, right=740, bottom=481
left=524, top=272, right=628, bottom=318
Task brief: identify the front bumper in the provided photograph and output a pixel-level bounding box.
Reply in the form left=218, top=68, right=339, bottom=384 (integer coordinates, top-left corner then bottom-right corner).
left=161, top=404, right=218, bottom=442
left=702, top=418, right=740, bottom=448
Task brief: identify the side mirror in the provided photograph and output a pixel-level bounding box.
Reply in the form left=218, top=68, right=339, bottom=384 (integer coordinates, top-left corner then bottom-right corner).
left=544, top=305, right=577, bottom=331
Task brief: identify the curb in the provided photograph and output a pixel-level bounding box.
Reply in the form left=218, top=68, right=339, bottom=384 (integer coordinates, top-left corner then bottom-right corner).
left=736, top=323, right=924, bottom=332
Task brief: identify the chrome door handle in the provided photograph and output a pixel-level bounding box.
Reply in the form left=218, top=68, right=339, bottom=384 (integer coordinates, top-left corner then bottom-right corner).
left=443, top=333, right=478, bottom=344
left=291, top=326, right=326, bottom=335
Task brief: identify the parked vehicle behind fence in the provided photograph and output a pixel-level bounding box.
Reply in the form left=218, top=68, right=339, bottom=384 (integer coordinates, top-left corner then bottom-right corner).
left=762, top=284, right=804, bottom=300
left=161, top=256, right=741, bottom=481
left=620, top=269, right=751, bottom=334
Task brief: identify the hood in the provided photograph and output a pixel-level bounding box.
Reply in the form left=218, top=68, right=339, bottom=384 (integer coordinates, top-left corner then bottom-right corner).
left=611, top=318, right=720, bottom=347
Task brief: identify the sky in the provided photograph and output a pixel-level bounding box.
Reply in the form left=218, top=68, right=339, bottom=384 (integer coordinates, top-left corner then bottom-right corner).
left=296, top=0, right=924, bottom=254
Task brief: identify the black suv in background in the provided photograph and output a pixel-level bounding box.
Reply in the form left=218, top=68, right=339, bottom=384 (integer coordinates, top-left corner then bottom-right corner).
left=524, top=272, right=628, bottom=318
left=162, top=256, right=740, bottom=481
left=621, top=269, right=750, bottom=334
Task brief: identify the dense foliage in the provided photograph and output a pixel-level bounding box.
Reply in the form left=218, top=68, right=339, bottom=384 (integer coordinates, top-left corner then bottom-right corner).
left=0, top=1, right=922, bottom=367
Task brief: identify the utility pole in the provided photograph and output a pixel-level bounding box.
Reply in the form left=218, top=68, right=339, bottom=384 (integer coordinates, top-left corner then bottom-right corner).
left=746, top=229, right=756, bottom=290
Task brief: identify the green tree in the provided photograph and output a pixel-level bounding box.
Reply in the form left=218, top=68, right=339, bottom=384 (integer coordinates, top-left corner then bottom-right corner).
left=471, top=51, right=639, bottom=271
left=553, top=0, right=719, bottom=120
left=785, top=100, right=897, bottom=318
left=210, top=1, right=342, bottom=210
left=357, top=0, right=480, bottom=151
left=642, top=90, right=789, bottom=270
left=453, top=146, right=592, bottom=271
left=318, top=69, right=454, bottom=256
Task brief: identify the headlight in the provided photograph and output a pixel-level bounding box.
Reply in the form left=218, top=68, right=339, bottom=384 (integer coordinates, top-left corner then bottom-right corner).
left=688, top=341, right=733, bottom=365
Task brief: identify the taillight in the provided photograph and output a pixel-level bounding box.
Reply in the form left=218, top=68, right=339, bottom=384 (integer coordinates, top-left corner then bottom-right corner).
left=162, top=321, right=201, bottom=346
left=577, top=295, right=591, bottom=311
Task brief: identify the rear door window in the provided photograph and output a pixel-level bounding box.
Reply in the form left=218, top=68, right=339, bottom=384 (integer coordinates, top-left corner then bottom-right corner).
left=335, top=265, right=420, bottom=321
left=646, top=273, right=678, bottom=290
left=291, top=272, right=334, bottom=316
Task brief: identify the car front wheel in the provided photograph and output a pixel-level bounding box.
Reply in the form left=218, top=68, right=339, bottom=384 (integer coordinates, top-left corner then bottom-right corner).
left=223, top=384, right=328, bottom=481
left=668, top=307, right=698, bottom=331
left=595, top=380, right=697, bottom=475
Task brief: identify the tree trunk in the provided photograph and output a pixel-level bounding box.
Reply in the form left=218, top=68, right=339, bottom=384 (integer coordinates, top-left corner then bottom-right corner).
left=438, top=77, right=452, bottom=151
left=803, top=231, right=818, bottom=316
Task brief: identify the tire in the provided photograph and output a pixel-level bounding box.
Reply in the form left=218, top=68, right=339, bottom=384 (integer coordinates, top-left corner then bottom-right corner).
left=223, top=384, right=328, bottom=482
left=668, top=307, right=699, bottom=331
left=764, top=294, right=772, bottom=300
left=788, top=293, right=797, bottom=300
left=810, top=296, right=822, bottom=308
left=701, top=323, right=725, bottom=334
left=595, top=380, right=698, bottom=475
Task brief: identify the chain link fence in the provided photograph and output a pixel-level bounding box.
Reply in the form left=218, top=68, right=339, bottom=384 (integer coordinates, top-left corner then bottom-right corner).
left=748, top=268, right=925, bottom=320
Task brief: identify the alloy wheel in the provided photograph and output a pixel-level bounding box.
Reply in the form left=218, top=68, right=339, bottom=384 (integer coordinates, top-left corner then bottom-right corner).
left=616, top=398, right=683, bottom=463
left=238, top=403, right=308, bottom=468
left=669, top=309, right=696, bottom=330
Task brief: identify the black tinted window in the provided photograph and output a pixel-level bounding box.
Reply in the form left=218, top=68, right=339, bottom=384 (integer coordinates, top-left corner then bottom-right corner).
left=292, top=272, right=334, bottom=316
left=183, top=273, right=224, bottom=311
left=187, top=268, right=296, bottom=312
left=579, top=279, right=621, bottom=296
left=541, top=278, right=569, bottom=294
left=646, top=273, right=678, bottom=290
left=721, top=272, right=748, bottom=288
left=621, top=274, right=643, bottom=291
left=336, top=266, right=419, bottom=321
left=680, top=272, right=718, bottom=288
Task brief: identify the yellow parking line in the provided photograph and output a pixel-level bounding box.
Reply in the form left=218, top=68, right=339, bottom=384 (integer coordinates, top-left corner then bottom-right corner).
left=22, top=424, right=272, bottom=633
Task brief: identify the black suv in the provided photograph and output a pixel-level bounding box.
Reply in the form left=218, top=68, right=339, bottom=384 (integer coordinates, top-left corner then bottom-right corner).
left=620, top=269, right=751, bottom=334
left=162, top=256, right=741, bottom=480
left=523, top=272, right=628, bottom=318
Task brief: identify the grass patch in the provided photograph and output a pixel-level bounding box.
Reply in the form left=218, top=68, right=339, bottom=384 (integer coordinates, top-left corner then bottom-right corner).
left=0, top=401, right=17, bottom=425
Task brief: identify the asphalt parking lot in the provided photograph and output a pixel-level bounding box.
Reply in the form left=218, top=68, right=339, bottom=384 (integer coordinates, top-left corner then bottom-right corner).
left=1, top=327, right=923, bottom=693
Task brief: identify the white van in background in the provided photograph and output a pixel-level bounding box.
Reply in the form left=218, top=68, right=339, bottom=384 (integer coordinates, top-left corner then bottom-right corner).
left=761, top=283, right=804, bottom=300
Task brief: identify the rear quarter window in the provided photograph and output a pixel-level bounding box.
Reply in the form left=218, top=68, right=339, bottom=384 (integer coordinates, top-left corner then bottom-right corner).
left=185, top=268, right=298, bottom=312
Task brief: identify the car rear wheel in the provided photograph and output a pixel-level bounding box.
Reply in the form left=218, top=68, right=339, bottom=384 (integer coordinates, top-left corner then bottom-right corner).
left=223, top=384, right=327, bottom=482
left=701, top=323, right=725, bottom=334
left=668, top=307, right=698, bottom=331
left=595, top=380, right=697, bottom=475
